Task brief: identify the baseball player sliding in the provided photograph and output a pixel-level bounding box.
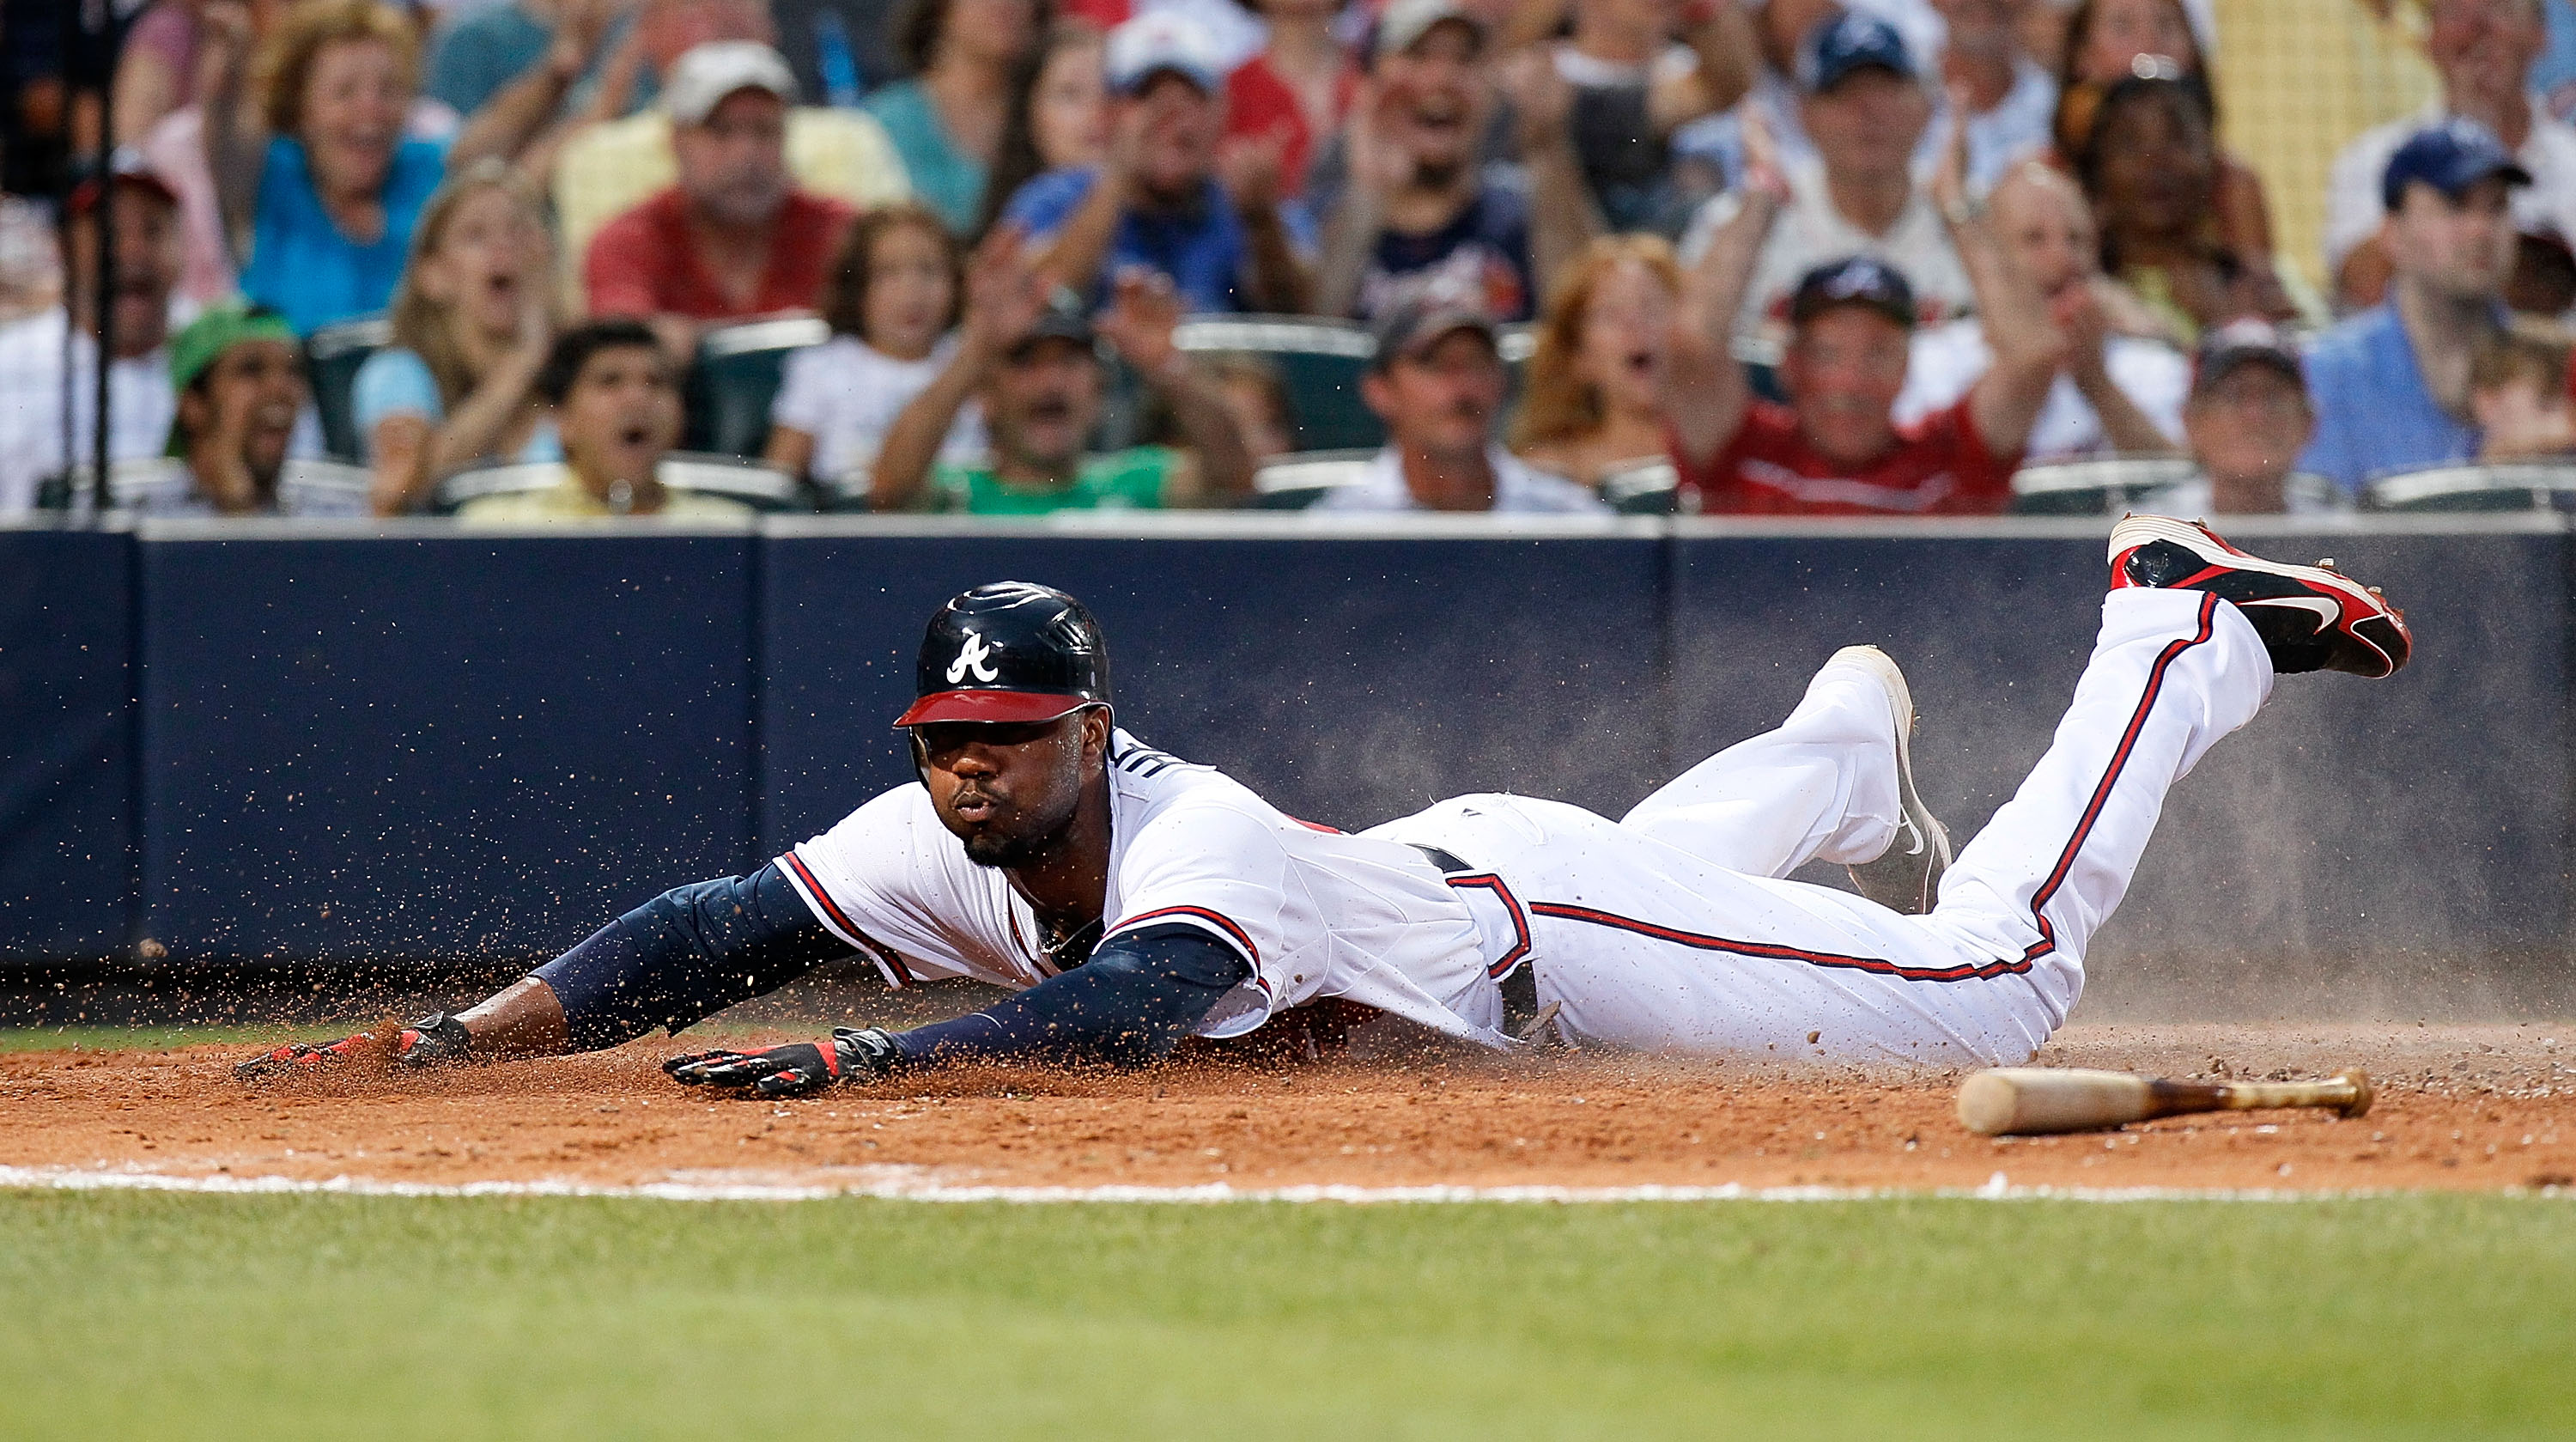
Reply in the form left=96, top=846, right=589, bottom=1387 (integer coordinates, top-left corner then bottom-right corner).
left=240, top=516, right=2411, bottom=1094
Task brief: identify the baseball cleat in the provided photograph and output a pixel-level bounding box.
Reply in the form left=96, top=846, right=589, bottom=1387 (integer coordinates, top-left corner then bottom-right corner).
left=234, top=1013, right=471, bottom=1081
left=1833, top=645, right=1953, bottom=915
left=2108, top=515, right=2412, bottom=678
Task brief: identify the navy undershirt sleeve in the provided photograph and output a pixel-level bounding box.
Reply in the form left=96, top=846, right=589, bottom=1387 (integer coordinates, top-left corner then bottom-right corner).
left=889, top=922, right=1252, bottom=1070
left=532, top=860, right=853, bottom=1051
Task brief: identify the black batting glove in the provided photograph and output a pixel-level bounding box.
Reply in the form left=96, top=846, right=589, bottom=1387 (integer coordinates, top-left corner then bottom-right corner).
left=235, top=1013, right=472, bottom=1082
left=662, top=1027, right=902, bottom=1098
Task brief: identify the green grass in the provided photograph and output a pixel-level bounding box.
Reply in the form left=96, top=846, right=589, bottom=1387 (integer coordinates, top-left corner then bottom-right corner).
left=0, top=1192, right=2569, bottom=1439
left=0, top=1023, right=309, bottom=1054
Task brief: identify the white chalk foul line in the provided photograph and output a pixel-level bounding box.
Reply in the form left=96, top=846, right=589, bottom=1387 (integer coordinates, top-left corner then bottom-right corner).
left=1, top=1164, right=2547, bottom=1203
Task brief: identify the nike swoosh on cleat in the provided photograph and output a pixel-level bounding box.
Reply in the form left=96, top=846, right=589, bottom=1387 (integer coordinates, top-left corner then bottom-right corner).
left=2238, top=595, right=2340, bottom=635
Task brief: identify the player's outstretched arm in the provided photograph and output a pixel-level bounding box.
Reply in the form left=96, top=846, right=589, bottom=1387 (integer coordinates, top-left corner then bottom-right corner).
left=237, top=861, right=853, bottom=1081
left=665, top=922, right=1250, bottom=1098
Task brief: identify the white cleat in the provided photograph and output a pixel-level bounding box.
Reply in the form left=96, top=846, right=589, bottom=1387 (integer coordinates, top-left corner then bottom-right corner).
left=1832, top=645, right=1953, bottom=915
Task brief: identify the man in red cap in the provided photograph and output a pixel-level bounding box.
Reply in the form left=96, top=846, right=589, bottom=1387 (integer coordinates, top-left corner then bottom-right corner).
left=0, top=152, right=185, bottom=512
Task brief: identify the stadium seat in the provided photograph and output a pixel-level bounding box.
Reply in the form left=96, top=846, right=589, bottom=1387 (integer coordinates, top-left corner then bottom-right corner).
left=434, top=453, right=805, bottom=514
left=2009, top=456, right=2202, bottom=514
left=39, top=457, right=374, bottom=514
left=1599, top=458, right=1679, bottom=514
left=2364, top=461, right=2576, bottom=512
left=306, top=315, right=392, bottom=462
left=1175, top=316, right=1382, bottom=452
left=685, top=315, right=831, bottom=459
left=1249, top=448, right=1377, bottom=509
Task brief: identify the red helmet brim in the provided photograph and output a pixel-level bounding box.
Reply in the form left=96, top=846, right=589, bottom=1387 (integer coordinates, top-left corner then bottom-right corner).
left=892, top=690, right=1096, bottom=727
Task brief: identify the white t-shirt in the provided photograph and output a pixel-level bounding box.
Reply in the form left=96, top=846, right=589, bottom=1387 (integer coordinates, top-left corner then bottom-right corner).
left=768, top=333, right=987, bottom=486
left=2323, top=101, right=2576, bottom=278
left=1311, top=446, right=1611, bottom=514
left=1893, top=317, right=2190, bottom=463
left=0, top=311, right=175, bottom=514
left=780, top=728, right=1510, bottom=1046
left=1679, top=160, right=1974, bottom=341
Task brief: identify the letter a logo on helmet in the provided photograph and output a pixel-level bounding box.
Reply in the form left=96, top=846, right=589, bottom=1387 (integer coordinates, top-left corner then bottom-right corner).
left=896, top=582, right=1114, bottom=727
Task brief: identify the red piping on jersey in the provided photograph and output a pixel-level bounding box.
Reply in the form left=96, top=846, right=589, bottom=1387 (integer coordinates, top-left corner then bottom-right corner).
left=1522, top=592, right=2222, bottom=984
left=2014, top=588, right=2220, bottom=964
left=779, top=851, right=914, bottom=984
left=1443, top=873, right=1532, bottom=979
left=1107, top=906, right=1262, bottom=977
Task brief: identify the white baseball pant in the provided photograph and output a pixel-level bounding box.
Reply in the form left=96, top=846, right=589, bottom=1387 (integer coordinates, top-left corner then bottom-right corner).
left=1368, top=587, right=2270, bottom=1065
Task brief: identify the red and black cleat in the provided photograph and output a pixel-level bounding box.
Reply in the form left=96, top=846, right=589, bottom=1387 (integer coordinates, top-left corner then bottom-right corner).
left=2109, top=514, right=2413, bottom=679
left=233, top=1013, right=471, bottom=1082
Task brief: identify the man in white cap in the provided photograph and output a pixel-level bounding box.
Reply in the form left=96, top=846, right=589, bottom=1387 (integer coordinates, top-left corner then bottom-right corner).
left=584, top=40, right=857, bottom=357
left=1000, top=12, right=1310, bottom=314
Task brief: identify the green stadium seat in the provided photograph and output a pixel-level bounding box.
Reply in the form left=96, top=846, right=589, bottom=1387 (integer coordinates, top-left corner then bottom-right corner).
left=2365, top=461, right=2576, bottom=512
left=434, top=453, right=805, bottom=514
left=684, top=316, right=831, bottom=458
left=1175, top=316, right=1382, bottom=453
left=2009, top=457, right=2201, bottom=515
left=1600, top=459, right=1679, bottom=514
left=306, top=315, right=392, bottom=462
left=1249, top=448, right=1376, bottom=509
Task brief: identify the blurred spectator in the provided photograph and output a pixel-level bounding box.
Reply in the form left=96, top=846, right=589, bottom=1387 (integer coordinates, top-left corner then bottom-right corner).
left=1510, top=234, right=1687, bottom=488
left=0, top=197, right=62, bottom=323
left=2510, top=225, right=2576, bottom=313
left=1002, top=12, right=1311, bottom=313
left=458, top=318, right=756, bottom=519
left=1678, top=15, right=1970, bottom=339
left=1222, top=0, right=1356, bottom=202
left=2300, top=122, right=2527, bottom=494
left=355, top=161, right=562, bottom=515
left=865, top=0, right=1044, bottom=233
left=2051, top=0, right=2277, bottom=285
left=584, top=42, right=857, bottom=356
left=200, top=0, right=516, bottom=334
left=2146, top=319, right=2337, bottom=515
left=1895, top=161, right=2184, bottom=462
left=2326, top=0, right=2576, bottom=313
left=425, top=0, right=640, bottom=120
left=2471, top=315, right=2576, bottom=457
left=1929, top=0, right=2057, bottom=191
left=1321, top=296, right=1606, bottom=513
left=1668, top=125, right=2066, bottom=514
left=1315, top=0, right=1598, bottom=324
left=434, top=0, right=655, bottom=192
left=551, top=0, right=909, bottom=271
left=974, top=19, right=1109, bottom=235
left=1200, top=352, right=1296, bottom=460
left=764, top=200, right=987, bottom=485
left=1540, top=0, right=1751, bottom=235
left=157, top=301, right=361, bottom=514
left=115, top=0, right=211, bottom=147
left=0, top=157, right=184, bottom=514
left=871, top=228, right=1256, bottom=510
left=2074, top=62, right=2293, bottom=344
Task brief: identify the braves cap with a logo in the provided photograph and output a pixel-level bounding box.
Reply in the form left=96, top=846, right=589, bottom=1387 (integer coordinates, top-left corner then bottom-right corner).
left=895, top=582, right=1115, bottom=727
left=2381, top=118, right=2533, bottom=212
left=1801, top=11, right=1916, bottom=93
left=1788, top=254, right=1918, bottom=330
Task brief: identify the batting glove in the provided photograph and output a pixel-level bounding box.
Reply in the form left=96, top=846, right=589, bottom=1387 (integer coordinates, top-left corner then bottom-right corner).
left=662, top=1027, right=902, bottom=1098
left=234, top=1013, right=472, bottom=1082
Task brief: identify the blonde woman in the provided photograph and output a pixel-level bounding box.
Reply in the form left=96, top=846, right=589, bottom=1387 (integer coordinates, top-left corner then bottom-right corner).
left=1510, top=234, right=1686, bottom=488
left=353, top=161, right=562, bottom=514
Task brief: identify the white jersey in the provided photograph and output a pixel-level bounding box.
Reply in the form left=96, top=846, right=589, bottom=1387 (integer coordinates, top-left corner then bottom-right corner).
left=779, top=730, right=1513, bottom=1048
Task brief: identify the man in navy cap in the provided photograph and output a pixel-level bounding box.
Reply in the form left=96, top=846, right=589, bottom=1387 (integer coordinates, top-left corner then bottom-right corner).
left=1677, top=9, right=1971, bottom=342
left=2298, top=119, right=2530, bottom=496
left=1001, top=12, right=1311, bottom=315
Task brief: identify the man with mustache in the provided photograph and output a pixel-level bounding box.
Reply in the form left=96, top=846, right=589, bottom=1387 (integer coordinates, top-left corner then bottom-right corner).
left=243, top=529, right=2415, bottom=1091
left=1316, top=295, right=1607, bottom=513
left=583, top=40, right=857, bottom=359
left=1667, top=99, right=2063, bottom=515
left=868, top=225, right=1257, bottom=513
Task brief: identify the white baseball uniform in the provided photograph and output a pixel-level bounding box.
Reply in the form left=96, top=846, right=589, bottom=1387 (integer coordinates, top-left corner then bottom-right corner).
left=782, top=587, right=2269, bottom=1065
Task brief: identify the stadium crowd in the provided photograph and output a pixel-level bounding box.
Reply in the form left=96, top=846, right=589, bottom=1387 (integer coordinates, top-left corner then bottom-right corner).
left=7, top=0, right=2576, bottom=518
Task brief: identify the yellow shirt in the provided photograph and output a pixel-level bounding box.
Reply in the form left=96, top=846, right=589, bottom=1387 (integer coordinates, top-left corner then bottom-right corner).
left=551, top=107, right=914, bottom=297
left=455, top=472, right=756, bottom=523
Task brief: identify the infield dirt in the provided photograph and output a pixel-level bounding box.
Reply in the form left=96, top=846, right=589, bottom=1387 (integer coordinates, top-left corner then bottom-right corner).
left=5, top=1022, right=2573, bottom=1195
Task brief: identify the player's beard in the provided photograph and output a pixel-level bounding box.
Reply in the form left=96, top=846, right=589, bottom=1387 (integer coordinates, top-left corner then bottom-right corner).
left=960, top=805, right=1078, bottom=868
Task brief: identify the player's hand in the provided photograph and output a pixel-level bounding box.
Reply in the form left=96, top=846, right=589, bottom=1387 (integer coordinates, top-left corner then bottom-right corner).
left=663, top=1027, right=901, bottom=1098
left=234, top=1013, right=471, bottom=1081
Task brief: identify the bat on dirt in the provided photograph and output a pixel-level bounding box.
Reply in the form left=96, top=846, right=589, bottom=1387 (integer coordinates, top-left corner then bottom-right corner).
left=1955, top=1067, right=2375, bottom=1136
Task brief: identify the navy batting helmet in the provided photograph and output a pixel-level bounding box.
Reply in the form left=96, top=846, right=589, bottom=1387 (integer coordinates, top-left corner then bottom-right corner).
left=893, top=582, right=1114, bottom=727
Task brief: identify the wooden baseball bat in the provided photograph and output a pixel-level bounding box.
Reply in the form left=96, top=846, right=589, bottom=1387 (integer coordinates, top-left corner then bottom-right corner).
left=1956, top=1068, right=2375, bottom=1136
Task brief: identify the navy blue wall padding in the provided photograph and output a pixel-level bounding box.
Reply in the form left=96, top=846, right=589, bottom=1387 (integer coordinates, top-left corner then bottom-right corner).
left=133, top=532, right=760, bottom=960
left=0, top=527, right=136, bottom=955
left=756, top=532, right=1671, bottom=853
